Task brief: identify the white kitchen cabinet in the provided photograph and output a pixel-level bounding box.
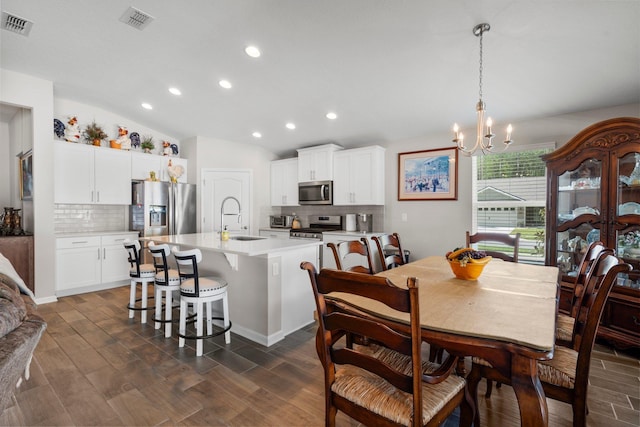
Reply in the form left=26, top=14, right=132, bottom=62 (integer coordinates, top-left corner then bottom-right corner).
left=271, top=158, right=299, bottom=206
left=54, top=142, right=131, bottom=204
left=259, top=229, right=291, bottom=239
left=56, top=232, right=137, bottom=295
left=131, top=152, right=188, bottom=183
left=333, top=145, right=385, bottom=205
left=297, top=143, right=343, bottom=182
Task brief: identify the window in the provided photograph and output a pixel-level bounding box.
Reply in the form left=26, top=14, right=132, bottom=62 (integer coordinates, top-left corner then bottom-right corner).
left=471, top=143, right=555, bottom=264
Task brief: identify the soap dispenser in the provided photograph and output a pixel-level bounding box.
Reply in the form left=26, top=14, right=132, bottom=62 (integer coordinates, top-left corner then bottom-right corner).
left=221, top=225, right=230, bottom=241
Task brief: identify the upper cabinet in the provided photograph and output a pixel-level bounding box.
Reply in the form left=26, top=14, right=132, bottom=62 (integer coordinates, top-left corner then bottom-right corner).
left=297, top=143, right=343, bottom=182
left=333, top=146, right=385, bottom=205
left=54, top=142, right=131, bottom=204
left=271, top=158, right=299, bottom=206
left=131, top=152, right=188, bottom=183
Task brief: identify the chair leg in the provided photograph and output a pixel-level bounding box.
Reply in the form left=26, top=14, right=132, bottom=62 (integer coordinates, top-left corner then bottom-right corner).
left=223, top=294, right=231, bottom=344
left=128, top=280, right=136, bottom=319
left=485, top=379, right=493, bottom=398
left=141, top=282, right=148, bottom=324
left=466, top=363, right=483, bottom=427
left=196, top=301, right=204, bottom=357
left=206, top=301, right=213, bottom=336
left=179, top=299, right=187, bottom=348
left=573, top=399, right=587, bottom=427
left=154, top=286, right=162, bottom=330
left=165, top=289, right=173, bottom=338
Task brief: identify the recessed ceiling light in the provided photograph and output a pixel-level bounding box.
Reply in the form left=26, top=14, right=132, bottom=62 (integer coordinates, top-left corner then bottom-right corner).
left=141, top=102, right=153, bottom=110
left=219, top=80, right=232, bottom=89
left=245, top=45, right=261, bottom=58
left=326, top=112, right=338, bottom=120
left=286, top=123, right=296, bottom=130
left=168, top=87, right=181, bottom=96
left=252, top=132, right=262, bottom=138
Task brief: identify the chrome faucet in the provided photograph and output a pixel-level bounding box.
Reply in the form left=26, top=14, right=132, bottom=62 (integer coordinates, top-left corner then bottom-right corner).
left=220, top=196, right=241, bottom=232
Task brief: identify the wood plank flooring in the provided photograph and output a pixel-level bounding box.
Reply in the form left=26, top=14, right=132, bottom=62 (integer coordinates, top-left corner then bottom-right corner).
left=1, top=285, right=638, bottom=426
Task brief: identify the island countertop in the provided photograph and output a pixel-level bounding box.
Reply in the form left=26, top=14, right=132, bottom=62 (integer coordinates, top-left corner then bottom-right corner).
left=141, top=232, right=321, bottom=256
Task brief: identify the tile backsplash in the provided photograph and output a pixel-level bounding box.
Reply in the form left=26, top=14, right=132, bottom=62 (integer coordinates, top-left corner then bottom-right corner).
left=54, top=204, right=128, bottom=233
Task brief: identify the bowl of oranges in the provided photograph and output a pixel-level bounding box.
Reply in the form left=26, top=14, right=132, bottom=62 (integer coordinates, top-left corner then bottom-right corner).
left=446, top=248, right=492, bottom=280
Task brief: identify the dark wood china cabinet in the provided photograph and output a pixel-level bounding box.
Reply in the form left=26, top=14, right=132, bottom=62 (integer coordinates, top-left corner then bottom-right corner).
left=543, top=117, right=640, bottom=349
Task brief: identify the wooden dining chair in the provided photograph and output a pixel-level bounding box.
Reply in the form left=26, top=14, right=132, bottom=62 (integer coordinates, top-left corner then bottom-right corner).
left=372, top=233, right=407, bottom=271
left=556, top=241, right=606, bottom=347
left=466, top=231, right=521, bottom=262
left=300, top=262, right=474, bottom=427
left=327, top=238, right=375, bottom=274
left=466, top=251, right=632, bottom=427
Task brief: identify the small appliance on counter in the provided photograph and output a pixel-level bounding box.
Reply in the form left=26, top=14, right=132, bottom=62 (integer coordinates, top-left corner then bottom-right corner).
left=345, top=214, right=357, bottom=232
left=269, top=215, right=294, bottom=228
left=356, top=213, right=373, bottom=232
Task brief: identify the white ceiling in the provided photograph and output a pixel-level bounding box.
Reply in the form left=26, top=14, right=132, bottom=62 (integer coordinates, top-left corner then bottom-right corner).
left=1, top=1, right=639, bottom=156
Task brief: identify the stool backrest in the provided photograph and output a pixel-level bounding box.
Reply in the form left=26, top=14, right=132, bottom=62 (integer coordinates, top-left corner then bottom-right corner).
left=148, top=242, right=172, bottom=283
left=124, top=239, right=143, bottom=277
left=173, top=248, right=203, bottom=295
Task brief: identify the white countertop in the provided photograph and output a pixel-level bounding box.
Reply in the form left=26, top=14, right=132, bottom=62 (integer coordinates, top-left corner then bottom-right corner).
left=56, top=230, right=138, bottom=237
left=141, top=232, right=321, bottom=256
left=322, top=230, right=384, bottom=237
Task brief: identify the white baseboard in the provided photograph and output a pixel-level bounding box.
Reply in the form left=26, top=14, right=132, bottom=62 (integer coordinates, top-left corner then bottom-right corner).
left=56, top=280, right=128, bottom=298
left=34, top=295, right=58, bottom=305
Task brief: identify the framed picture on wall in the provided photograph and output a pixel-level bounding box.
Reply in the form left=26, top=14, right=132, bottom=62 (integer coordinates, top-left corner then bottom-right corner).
left=398, top=147, right=458, bottom=201
left=20, top=150, right=33, bottom=201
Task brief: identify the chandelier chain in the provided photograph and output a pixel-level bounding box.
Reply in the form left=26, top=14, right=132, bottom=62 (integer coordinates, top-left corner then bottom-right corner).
left=478, top=29, right=483, bottom=102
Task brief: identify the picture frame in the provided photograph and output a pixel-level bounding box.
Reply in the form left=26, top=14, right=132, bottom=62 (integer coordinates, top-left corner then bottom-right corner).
left=398, top=147, right=458, bottom=201
left=20, top=150, right=33, bottom=201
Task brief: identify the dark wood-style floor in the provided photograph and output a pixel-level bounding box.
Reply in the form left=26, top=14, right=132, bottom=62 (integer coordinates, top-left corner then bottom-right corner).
left=1, top=284, right=638, bottom=426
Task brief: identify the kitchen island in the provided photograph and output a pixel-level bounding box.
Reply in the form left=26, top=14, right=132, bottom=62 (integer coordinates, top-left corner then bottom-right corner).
left=142, top=233, right=321, bottom=346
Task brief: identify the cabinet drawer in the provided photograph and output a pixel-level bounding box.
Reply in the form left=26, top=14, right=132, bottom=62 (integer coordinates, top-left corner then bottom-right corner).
left=56, top=236, right=101, bottom=249
left=606, top=299, right=640, bottom=337
left=102, top=233, right=137, bottom=246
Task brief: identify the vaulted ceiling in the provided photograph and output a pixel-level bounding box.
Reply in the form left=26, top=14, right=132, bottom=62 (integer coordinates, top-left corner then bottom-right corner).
left=1, top=1, right=638, bottom=155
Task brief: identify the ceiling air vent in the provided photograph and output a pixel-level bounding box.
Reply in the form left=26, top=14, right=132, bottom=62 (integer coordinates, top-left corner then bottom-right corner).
left=1, top=11, right=33, bottom=36
left=119, top=6, right=154, bottom=30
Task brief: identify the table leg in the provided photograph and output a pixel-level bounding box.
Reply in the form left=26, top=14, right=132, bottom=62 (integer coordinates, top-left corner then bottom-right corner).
left=510, top=354, right=548, bottom=427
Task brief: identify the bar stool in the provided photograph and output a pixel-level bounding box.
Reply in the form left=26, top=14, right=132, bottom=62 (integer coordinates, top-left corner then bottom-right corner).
left=173, top=248, right=231, bottom=356
left=148, top=241, right=181, bottom=337
left=123, top=240, right=155, bottom=324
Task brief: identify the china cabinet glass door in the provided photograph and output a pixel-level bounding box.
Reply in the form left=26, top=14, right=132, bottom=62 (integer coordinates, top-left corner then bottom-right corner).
left=614, top=151, right=640, bottom=290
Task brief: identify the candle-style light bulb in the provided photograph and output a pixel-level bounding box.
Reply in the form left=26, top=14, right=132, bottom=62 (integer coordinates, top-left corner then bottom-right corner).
left=506, top=124, right=513, bottom=141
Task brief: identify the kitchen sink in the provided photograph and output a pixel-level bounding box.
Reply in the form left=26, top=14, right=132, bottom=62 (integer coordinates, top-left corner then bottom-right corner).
left=230, top=236, right=267, bottom=241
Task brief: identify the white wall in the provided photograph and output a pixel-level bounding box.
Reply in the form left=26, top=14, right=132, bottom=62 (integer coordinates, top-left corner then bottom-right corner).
left=54, top=98, right=180, bottom=155
left=0, top=121, right=10, bottom=207
left=380, top=103, right=640, bottom=260
left=0, top=69, right=55, bottom=302
left=184, top=136, right=278, bottom=233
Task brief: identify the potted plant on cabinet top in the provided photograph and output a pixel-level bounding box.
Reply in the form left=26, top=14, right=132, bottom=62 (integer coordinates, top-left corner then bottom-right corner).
left=141, top=135, right=155, bottom=154
left=83, top=121, right=108, bottom=146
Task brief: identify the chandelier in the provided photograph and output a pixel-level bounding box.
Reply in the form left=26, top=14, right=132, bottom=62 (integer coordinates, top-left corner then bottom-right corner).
left=453, top=23, right=513, bottom=155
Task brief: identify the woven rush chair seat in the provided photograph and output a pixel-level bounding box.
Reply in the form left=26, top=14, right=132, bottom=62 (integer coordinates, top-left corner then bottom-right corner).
left=332, top=364, right=466, bottom=426
left=555, top=313, right=576, bottom=344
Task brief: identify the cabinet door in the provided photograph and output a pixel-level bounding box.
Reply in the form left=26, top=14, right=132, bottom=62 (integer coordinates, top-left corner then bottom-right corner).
left=101, top=244, right=131, bottom=283
left=332, top=153, right=351, bottom=205
left=95, top=149, right=131, bottom=204
left=131, top=152, right=162, bottom=181
left=271, top=159, right=298, bottom=206
left=54, top=142, right=95, bottom=204
left=313, top=150, right=334, bottom=181
left=56, top=237, right=102, bottom=291
left=297, top=151, right=314, bottom=182
left=351, top=149, right=383, bottom=205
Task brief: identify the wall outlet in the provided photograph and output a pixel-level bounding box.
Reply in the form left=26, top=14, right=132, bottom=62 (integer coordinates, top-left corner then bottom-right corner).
left=401, top=213, right=407, bottom=222
left=272, top=262, right=280, bottom=276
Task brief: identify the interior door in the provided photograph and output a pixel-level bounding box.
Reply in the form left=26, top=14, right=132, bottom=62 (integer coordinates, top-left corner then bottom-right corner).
left=201, top=169, right=251, bottom=234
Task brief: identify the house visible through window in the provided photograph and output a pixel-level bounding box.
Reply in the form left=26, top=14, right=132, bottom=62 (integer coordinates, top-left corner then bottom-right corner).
left=471, top=143, right=555, bottom=264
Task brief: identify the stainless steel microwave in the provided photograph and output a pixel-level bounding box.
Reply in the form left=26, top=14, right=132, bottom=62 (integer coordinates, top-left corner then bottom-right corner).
left=298, top=180, right=333, bottom=205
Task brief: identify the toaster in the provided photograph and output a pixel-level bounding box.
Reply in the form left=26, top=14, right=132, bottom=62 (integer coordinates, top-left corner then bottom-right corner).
left=270, top=215, right=294, bottom=228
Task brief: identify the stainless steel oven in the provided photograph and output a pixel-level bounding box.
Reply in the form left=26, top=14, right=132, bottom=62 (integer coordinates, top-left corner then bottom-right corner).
left=298, top=180, right=333, bottom=205
left=290, top=215, right=342, bottom=267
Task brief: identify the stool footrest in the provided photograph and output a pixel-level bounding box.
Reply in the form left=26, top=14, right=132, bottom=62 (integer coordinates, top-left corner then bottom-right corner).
left=127, top=295, right=155, bottom=311
left=178, top=317, right=232, bottom=341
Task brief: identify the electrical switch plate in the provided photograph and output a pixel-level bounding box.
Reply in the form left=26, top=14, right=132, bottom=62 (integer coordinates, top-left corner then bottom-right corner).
left=401, top=213, right=407, bottom=222
left=272, top=262, right=280, bottom=276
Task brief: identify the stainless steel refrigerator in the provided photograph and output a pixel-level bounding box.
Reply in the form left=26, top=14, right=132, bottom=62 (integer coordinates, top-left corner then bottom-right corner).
left=129, top=180, right=197, bottom=238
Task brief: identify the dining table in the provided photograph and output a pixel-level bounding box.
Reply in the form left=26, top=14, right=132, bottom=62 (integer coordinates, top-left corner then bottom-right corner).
left=328, top=256, right=559, bottom=427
